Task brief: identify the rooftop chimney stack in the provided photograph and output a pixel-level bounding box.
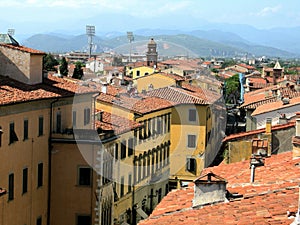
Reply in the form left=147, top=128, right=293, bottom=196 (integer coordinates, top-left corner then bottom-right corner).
left=192, top=172, right=227, bottom=208
left=279, top=113, right=288, bottom=124
left=265, top=118, right=272, bottom=134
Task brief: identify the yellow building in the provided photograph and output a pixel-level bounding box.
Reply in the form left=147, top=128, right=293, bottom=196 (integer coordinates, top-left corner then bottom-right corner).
left=147, top=83, right=226, bottom=187
left=135, top=72, right=184, bottom=93
left=127, top=66, right=155, bottom=80
left=96, top=87, right=173, bottom=224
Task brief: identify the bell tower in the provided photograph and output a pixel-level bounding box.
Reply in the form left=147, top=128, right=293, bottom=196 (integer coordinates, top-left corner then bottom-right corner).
left=146, top=38, right=158, bottom=67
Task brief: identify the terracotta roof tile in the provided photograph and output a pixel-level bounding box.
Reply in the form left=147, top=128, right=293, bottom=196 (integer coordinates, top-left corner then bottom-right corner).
left=252, top=96, right=300, bottom=116
left=222, top=122, right=295, bottom=142
left=138, top=152, right=300, bottom=225
left=95, top=111, right=141, bottom=135
left=241, top=86, right=300, bottom=110
left=147, top=83, right=222, bottom=105
left=0, top=43, right=45, bottom=54
left=97, top=92, right=173, bottom=114
left=0, top=74, right=98, bottom=105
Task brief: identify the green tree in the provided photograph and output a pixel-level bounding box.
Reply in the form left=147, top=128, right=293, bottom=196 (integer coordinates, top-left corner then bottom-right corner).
left=72, top=61, right=84, bottom=80
left=224, top=74, right=240, bottom=104
left=59, top=57, right=68, bottom=76
left=43, top=53, right=59, bottom=71
left=221, top=59, right=236, bottom=69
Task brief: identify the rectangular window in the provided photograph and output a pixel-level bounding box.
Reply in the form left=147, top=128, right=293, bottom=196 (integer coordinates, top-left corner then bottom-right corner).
left=8, top=173, right=14, bottom=200
left=189, top=109, right=197, bottom=122
left=72, top=111, right=77, bottom=128
left=37, top=163, right=43, bottom=187
left=56, top=112, right=61, bottom=133
left=84, top=108, right=91, bottom=125
left=38, top=116, right=43, bottom=136
left=77, top=215, right=91, bottom=225
left=152, top=118, right=156, bottom=136
left=128, top=174, right=132, bottom=193
left=78, top=167, right=91, bottom=186
left=143, top=120, right=147, bottom=138
left=157, top=117, right=162, bottom=135
left=24, top=119, right=28, bottom=140
left=148, top=119, right=152, bottom=137
left=120, top=176, right=124, bottom=197
left=187, top=135, right=196, bottom=148
left=120, top=140, right=126, bottom=159
left=128, top=138, right=134, bottom=156
left=115, top=143, right=119, bottom=160
left=23, top=168, right=28, bottom=194
left=139, top=123, right=144, bottom=142
left=9, top=122, right=18, bottom=144
left=167, top=113, right=171, bottom=132
left=36, top=217, right=42, bottom=225
left=186, top=157, right=196, bottom=173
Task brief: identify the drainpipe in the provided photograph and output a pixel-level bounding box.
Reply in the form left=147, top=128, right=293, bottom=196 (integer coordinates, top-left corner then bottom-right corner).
left=92, top=93, right=101, bottom=130
left=48, top=98, right=59, bottom=225
left=250, top=164, right=255, bottom=183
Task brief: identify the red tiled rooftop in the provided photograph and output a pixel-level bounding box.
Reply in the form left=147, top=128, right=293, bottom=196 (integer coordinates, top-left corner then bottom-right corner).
left=97, top=91, right=173, bottom=114
left=139, top=151, right=300, bottom=225
left=0, top=74, right=98, bottom=105
left=239, top=63, right=255, bottom=70
left=95, top=111, right=141, bottom=135
left=241, top=85, right=300, bottom=110
left=159, top=72, right=185, bottom=81
left=222, top=122, right=295, bottom=142
left=147, top=83, right=222, bottom=106
left=252, top=95, right=300, bottom=116
left=0, top=43, right=45, bottom=54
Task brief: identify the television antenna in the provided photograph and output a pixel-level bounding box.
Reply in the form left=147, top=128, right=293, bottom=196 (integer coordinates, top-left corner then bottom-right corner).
left=7, top=29, right=15, bottom=36
left=86, top=25, right=95, bottom=59
left=127, top=31, right=134, bottom=63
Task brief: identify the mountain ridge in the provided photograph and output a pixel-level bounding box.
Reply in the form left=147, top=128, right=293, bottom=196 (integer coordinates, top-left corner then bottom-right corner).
left=20, top=27, right=299, bottom=58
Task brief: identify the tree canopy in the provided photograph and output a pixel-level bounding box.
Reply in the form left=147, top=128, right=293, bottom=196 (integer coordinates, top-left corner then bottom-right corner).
left=72, top=61, right=84, bottom=80
left=224, top=74, right=240, bottom=104
left=59, top=57, right=68, bottom=76
left=43, top=53, right=59, bottom=71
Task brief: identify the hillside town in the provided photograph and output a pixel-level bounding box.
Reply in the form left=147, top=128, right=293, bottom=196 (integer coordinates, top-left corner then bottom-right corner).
left=1, top=28, right=300, bottom=225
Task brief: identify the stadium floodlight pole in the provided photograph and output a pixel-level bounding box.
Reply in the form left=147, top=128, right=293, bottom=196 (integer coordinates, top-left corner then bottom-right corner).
left=127, top=32, right=134, bottom=63
left=7, top=29, right=15, bottom=36
left=86, top=25, right=95, bottom=59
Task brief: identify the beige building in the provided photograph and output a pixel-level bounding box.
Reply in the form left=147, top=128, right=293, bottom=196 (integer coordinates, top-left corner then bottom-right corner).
left=0, top=38, right=102, bottom=225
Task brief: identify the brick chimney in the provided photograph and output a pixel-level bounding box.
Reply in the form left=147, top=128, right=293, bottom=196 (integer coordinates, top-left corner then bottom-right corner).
left=260, top=118, right=272, bottom=156
left=193, top=172, right=227, bottom=208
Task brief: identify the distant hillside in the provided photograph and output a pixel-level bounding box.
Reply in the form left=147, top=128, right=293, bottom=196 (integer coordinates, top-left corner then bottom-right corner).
left=21, top=32, right=297, bottom=58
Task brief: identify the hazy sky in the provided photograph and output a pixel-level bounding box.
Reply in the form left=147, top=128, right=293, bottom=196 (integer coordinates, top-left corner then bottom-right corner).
left=1, top=0, right=300, bottom=37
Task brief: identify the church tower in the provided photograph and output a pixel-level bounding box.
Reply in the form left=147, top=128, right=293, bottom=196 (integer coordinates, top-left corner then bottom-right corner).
left=273, top=60, right=283, bottom=85
left=146, top=38, right=158, bottom=67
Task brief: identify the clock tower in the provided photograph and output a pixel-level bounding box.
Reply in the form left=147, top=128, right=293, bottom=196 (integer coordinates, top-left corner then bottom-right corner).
left=146, top=38, right=158, bottom=67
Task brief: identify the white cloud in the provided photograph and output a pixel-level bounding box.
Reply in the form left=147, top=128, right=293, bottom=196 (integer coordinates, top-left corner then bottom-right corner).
left=256, top=5, right=281, bottom=17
